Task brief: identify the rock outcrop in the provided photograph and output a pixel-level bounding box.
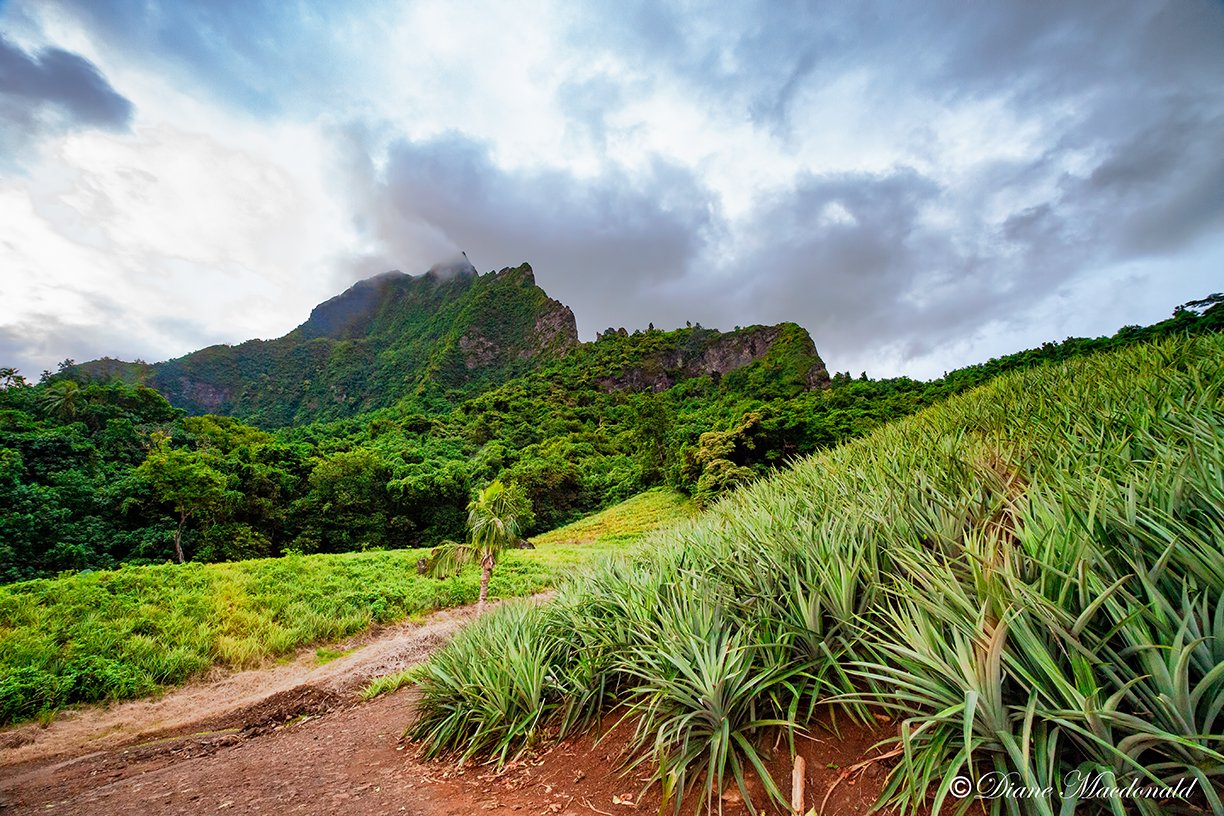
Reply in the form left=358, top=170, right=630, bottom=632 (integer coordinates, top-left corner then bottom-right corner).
left=595, top=323, right=829, bottom=393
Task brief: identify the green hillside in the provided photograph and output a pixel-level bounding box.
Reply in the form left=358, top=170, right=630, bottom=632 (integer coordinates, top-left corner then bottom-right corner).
left=75, top=262, right=580, bottom=426
left=410, top=333, right=1224, bottom=815
left=1, top=294, right=1218, bottom=582
left=530, top=487, right=696, bottom=550
left=72, top=263, right=834, bottom=430
left=0, top=486, right=693, bottom=726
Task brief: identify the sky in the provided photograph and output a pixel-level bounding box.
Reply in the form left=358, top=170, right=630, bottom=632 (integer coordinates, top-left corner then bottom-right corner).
left=1, top=0, right=1221, bottom=382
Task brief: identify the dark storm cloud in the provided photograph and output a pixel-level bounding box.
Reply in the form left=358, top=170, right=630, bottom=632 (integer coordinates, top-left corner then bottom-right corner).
left=706, top=168, right=967, bottom=359
left=562, top=1, right=843, bottom=135
left=1062, top=106, right=1224, bottom=260
left=928, top=2, right=1224, bottom=108
left=571, top=2, right=1223, bottom=133
left=0, top=35, right=132, bottom=156
left=0, top=36, right=132, bottom=126
left=341, top=133, right=719, bottom=338
left=557, top=0, right=1224, bottom=368
left=725, top=109, right=1224, bottom=371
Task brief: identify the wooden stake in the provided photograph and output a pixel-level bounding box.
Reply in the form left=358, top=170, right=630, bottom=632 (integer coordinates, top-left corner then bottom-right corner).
left=791, top=755, right=806, bottom=815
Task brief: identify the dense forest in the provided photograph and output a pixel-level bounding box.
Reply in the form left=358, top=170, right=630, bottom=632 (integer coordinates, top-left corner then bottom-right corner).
left=1, top=293, right=1220, bottom=583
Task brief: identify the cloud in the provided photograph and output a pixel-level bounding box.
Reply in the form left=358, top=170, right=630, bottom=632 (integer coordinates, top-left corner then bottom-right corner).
left=566, top=2, right=1224, bottom=135
left=0, top=119, right=359, bottom=379
left=703, top=168, right=971, bottom=360
left=337, top=132, right=719, bottom=338
left=2, top=0, right=1222, bottom=381
left=0, top=315, right=143, bottom=381
left=713, top=115, right=1224, bottom=378
left=555, top=74, right=629, bottom=156
left=1060, top=106, right=1224, bottom=260
left=0, top=34, right=132, bottom=158
left=36, top=0, right=398, bottom=118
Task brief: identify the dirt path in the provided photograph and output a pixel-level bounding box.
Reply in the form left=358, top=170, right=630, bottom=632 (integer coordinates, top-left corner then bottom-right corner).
left=0, top=599, right=492, bottom=770
left=0, top=596, right=901, bottom=816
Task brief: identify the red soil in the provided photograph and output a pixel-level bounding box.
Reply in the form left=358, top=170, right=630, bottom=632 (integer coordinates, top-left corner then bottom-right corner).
left=0, top=603, right=908, bottom=816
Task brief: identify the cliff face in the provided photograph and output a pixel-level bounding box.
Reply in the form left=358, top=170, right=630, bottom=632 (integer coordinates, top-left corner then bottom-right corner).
left=592, top=322, right=829, bottom=395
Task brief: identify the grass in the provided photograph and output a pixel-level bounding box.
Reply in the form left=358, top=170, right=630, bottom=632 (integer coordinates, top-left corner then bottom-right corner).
left=314, top=646, right=353, bottom=665
left=355, top=489, right=697, bottom=703
left=530, top=488, right=696, bottom=548
left=0, top=548, right=543, bottom=725
left=0, top=491, right=695, bottom=727
left=360, top=664, right=427, bottom=700
left=408, top=335, right=1224, bottom=816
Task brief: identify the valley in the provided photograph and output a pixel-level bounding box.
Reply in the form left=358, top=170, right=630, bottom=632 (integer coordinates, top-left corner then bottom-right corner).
left=1, top=274, right=1221, bottom=815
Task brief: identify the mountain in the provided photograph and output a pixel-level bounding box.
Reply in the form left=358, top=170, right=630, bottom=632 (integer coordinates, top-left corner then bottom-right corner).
left=7, top=290, right=1217, bottom=586
left=76, top=262, right=577, bottom=425
left=73, top=262, right=829, bottom=426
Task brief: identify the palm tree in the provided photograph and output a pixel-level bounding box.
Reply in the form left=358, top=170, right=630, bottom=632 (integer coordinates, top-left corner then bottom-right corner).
left=38, top=380, right=82, bottom=421
left=429, top=479, right=533, bottom=610
left=0, top=367, right=27, bottom=389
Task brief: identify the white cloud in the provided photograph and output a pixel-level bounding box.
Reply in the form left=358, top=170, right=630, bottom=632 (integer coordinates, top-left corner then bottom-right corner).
left=0, top=113, right=359, bottom=375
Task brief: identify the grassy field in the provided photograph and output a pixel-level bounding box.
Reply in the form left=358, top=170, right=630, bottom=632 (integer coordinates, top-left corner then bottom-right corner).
left=530, top=487, right=696, bottom=548
left=0, top=489, right=694, bottom=726
left=410, top=335, right=1224, bottom=815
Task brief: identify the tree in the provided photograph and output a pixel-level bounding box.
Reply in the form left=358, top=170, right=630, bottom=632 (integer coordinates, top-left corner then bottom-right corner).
left=0, top=367, right=28, bottom=389
left=629, top=392, right=674, bottom=485
left=290, top=446, right=398, bottom=553
left=38, top=380, right=81, bottom=421
left=133, top=434, right=233, bottom=563
left=429, top=478, right=533, bottom=609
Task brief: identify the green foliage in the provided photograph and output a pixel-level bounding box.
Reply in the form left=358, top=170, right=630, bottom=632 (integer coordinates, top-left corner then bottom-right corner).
left=530, top=487, right=695, bottom=546
left=428, top=478, right=534, bottom=605
left=1, top=293, right=1220, bottom=583
left=293, top=447, right=400, bottom=553
left=359, top=663, right=428, bottom=700
left=409, top=334, right=1224, bottom=815
left=0, top=487, right=685, bottom=725
left=71, top=264, right=575, bottom=425
left=133, top=433, right=236, bottom=562
left=410, top=600, right=563, bottom=764
left=314, top=645, right=352, bottom=664
left=0, top=379, right=184, bottom=580
left=466, top=479, right=533, bottom=552
left=0, top=542, right=577, bottom=725
left=38, top=379, right=82, bottom=422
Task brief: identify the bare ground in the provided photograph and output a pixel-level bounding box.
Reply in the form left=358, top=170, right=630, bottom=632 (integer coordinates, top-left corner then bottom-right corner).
left=0, top=598, right=905, bottom=816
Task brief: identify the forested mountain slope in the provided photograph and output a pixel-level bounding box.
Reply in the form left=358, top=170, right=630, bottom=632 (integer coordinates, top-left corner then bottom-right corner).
left=2, top=289, right=1219, bottom=581
left=74, top=262, right=580, bottom=425
left=73, top=262, right=831, bottom=427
